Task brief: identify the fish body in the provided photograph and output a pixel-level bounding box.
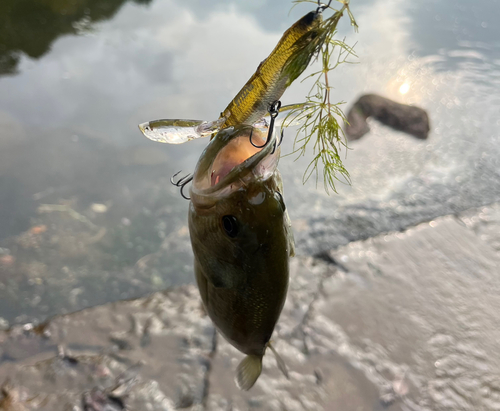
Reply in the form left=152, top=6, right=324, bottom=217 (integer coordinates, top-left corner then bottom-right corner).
left=220, top=11, right=322, bottom=127
left=188, top=124, right=293, bottom=390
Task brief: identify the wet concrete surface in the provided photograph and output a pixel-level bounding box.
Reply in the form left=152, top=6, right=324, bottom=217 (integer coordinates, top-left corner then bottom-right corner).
left=1, top=202, right=499, bottom=411
left=2, top=0, right=500, bottom=331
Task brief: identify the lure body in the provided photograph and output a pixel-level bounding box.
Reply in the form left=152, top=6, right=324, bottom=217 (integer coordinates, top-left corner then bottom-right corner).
left=220, top=11, right=322, bottom=127
left=138, top=11, right=322, bottom=144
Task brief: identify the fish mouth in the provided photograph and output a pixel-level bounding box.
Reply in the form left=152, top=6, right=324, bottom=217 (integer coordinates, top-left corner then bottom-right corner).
left=190, top=123, right=280, bottom=204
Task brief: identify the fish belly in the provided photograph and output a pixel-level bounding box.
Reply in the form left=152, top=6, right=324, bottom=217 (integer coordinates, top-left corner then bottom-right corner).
left=194, top=259, right=287, bottom=357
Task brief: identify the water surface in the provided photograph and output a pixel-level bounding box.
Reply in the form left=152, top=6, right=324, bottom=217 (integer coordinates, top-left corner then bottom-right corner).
left=0, top=0, right=499, bottom=327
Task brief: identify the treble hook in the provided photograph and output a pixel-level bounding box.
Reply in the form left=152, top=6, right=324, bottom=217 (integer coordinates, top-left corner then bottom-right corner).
left=170, top=170, right=193, bottom=200
left=269, top=127, right=286, bottom=155
left=249, top=100, right=282, bottom=149
left=316, top=0, right=333, bottom=13
left=278, top=128, right=284, bottom=147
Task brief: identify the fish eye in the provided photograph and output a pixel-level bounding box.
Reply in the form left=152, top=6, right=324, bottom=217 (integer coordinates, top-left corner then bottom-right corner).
left=221, top=215, right=238, bottom=238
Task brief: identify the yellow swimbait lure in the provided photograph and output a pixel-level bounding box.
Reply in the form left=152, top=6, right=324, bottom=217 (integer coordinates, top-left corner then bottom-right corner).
left=220, top=10, right=322, bottom=127
left=138, top=4, right=339, bottom=144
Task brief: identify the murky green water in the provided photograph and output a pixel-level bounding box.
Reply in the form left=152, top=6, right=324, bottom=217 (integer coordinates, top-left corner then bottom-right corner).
left=0, top=0, right=499, bottom=325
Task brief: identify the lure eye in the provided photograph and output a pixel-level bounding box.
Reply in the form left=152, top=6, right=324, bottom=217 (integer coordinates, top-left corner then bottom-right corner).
left=222, top=215, right=238, bottom=238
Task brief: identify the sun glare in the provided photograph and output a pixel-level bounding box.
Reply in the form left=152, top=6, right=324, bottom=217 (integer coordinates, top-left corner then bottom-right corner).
left=399, top=83, right=410, bottom=94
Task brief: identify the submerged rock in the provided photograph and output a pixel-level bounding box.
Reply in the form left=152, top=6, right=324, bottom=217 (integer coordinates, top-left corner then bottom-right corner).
left=345, top=94, right=430, bottom=140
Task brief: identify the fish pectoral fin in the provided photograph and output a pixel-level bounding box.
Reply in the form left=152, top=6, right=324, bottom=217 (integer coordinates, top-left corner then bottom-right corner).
left=284, top=210, right=295, bottom=258
left=206, top=272, right=231, bottom=288
left=236, top=355, right=262, bottom=391
left=202, top=264, right=238, bottom=289
left=195, top=255, right=240, bottom=289
left=268, top=341, right=289, bottom=379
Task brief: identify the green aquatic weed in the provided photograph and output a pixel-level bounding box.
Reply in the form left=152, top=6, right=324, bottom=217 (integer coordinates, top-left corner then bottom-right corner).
left=285, top=0, right=358, bottom=194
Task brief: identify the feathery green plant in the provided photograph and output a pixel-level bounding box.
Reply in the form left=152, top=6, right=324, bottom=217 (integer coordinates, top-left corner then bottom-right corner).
left=284, top=0, right=358, bottom=194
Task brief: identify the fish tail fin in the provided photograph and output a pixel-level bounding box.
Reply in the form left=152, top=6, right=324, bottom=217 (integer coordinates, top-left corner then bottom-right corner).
left=236, top=354, right=262, bottom=391
left=268, top=341, right=289, bottom=379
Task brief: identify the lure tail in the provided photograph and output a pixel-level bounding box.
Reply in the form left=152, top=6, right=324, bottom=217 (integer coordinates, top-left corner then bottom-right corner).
left=236, top=354, right=263, bottom=391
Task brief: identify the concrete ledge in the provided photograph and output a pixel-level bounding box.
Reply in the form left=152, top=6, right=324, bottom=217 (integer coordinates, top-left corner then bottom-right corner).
left=1, top=204, right=499, bottom=411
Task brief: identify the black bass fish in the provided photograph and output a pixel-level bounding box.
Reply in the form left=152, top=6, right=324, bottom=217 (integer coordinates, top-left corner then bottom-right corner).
left=188, top=123, right=294, bottom=390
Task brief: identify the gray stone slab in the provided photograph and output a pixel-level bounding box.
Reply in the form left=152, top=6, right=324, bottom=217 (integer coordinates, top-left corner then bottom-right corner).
left=329, top=214, right=500, bottom=410
left=1, top=205, right=500, bottom=410
left=0, top=286, right=215, bottom=410
left=460, top=203, right=500, bottom=255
